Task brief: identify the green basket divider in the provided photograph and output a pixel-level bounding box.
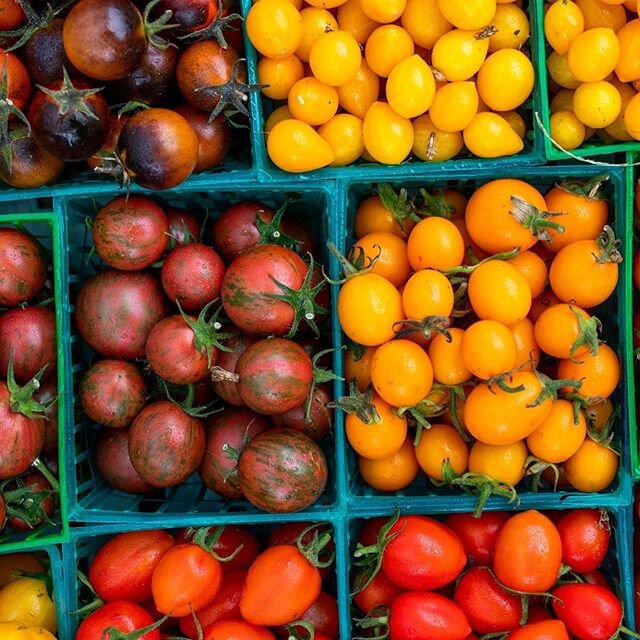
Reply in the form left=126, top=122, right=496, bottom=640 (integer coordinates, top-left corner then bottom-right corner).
left=0, top=211, right=69, bottom=552
left=533, top=1, right=639, bottom=162
left=54, top=177, right=348, bottom=524
left=334, top=164, right=633, bottom=513
left=242, top=0, right=546, bottom=182
left=61, top=514, right=351, bottom=640
left=346, top=503, right=636, bottom=639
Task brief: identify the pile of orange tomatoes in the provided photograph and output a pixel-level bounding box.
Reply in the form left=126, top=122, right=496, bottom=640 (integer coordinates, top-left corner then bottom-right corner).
left=246, top=0, right=535, bottom=172
left=337, top=175, right=622, bottom=505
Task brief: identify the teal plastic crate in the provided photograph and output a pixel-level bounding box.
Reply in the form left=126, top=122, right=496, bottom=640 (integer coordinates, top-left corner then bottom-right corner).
left=533, top=1, right=639, bottom=162
left=242, top=0, right=546, bottom=181
left=346, top=503, right=637, bottom=639
left=0, top=210, right=69, bottom=552
left=55, top=178, right=348, bottom=523
left=334, top=164, right=633, bottom=513
left=60, top=517, right=350, bottom=640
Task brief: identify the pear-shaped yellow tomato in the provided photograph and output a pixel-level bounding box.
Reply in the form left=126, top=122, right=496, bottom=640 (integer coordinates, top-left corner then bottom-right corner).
left=365, top=25, right=415, bottom=78
left=318, top=113, right=364, bottom=166
left=360, top=0, right=406, bottom=23
left=296, top=7, right=338, bottom=62
left=363, top=101, right=414, bottom=164
left=288, top=77, right=339, bottom=126
left=401, top=0, right=452, bottom=49
left=501, top=110, right=526, bottom=138
left=605, top=79, right=635, bottom=141
left=386, top=55, right=436, bottom=119
left=258, top=55, right=304, bottom=100
left=567, top=27, right=620, bottom=82
left=576, top=0, right=626, bottom=31
left=545, top=0, right=585, bottom=54
left=432, top=28, right=491, bottom=82
left=624, top=91, right=640, bottom=140
left=246, top=0, right=303, bottom=59
left=305, top=0, right=349, bottom=9
left=477, top=49, right=534, bottom=111
left=463, top=112, right=524, bottom=158
left=412, top=115, right=464, bottom=161
left=0, top=578, right=57, bottom=633
left=436, top=0, right=497, bottom=30
left=429, top=81, right=479, bottom=132
left=550, top=110, right=586, bottom=151
left=309, top=30, right=361, bottom=87
left=573, top=81, right=621, bottom=128
left=490, top=3, right=530, bottom=51
left=337, top=0, right=378, bottom=44
left=336, top=59, right=380, bottom=119
left=615, top=19, right=640, bottom=82
left=265, top=105, right=294, bottom=134
left=267, top=119, right=335, bottom=172
left=547, top=51, right=581, bottom=89
left=550, top=89, right=575, bottom=113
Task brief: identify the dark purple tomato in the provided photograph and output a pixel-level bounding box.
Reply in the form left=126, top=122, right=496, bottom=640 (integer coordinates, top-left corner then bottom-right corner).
left=274, top=385, right=332, bottom=442
left=22, top=17, right=75, bottom=87
left=75, top=270, right=168, bottom=359
left=199, top=407, right=272, bottom=499
left=236, top=338, right=313, bottom=415
left=92, top=196, right=169, bottom=271
left=157, top=0, right=216, bottom=34
left=128, top=401, right=206, bottom=488
left=0, top=228, right=47, bottom=306
left=211, top=332, right=255, bottom=406
left=211, top=201, right=274, bottom=263
left=0, top=305, right=57, bottom=384
left=145, top=314, right=213, bottom=385
left=161, top=243, right=225, bottom=311
left=79, top=359, right=147, bottom=428
left=237, top=428, right=328, bottom=513
left=94, top=427, right=155, bottom=494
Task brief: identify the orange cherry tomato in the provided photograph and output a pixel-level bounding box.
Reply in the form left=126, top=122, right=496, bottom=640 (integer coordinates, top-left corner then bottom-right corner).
left=344, top=345, right=376, bottom=391
left=415, top=423, right=469, bottom=481
left=402, top=269, right=455, bottom=320
left=353, top=232, right=412, bottom=288
left=359, top=437, right=420, bottom=490
left=563, top=439, right=618, bottom=492
left=354, top=192, right=415, bottom=239
left=507, top=250, right=548, bottom=299
left=557, top=343, right=620, bottom=400
left=533, top=303, right=597, bottom=360
left=428, top=327, right=472, bottom=385
left=468, top=440, right=528, bottom=486
left=406, top=216, right=465, bottom=271
left=511, top=317, right=540, bottom=371
left=461, top=320, right=517, bottom=379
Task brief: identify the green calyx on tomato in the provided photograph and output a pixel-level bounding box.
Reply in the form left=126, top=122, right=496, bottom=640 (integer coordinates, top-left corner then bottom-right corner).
left=296, top=523, right=335, bottom=569
left=0, top=0, right=71, bottom=52
left=178, top=0, right=242, bottom=48
left=524, top=456, right=561, bottom=493
left=393, top=314, right=452, bottom=343
left=352, top=605, right=390, bottom=640
left=568, top=306, right=601, bottom=363
left=509, top=195, right=566, bottom=244
left=329, top=380, right=380, bottom=425
left=557, top=174, right=609, bottom=202
left=254, top=200, right=298, bottom=251
left=0, top=474, right=56, bottom=530
left=182, top=525, right=245, bottom=563
left=326, top=242, right=380, bottom=284
left=376, top=183, right=421, bottom=231
left=6, top=353, right=49, bottom=420
left=141, top=0, right=180, bottom=50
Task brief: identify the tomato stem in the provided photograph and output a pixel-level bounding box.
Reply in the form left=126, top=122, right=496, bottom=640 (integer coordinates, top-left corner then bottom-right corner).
left=326, top=242, right=379, bottom=283
left=376, top=183, right=421, bottom=230
left=569, top=306, right=601, bottom=362
left=31, top=457, right=59, bottom=492
left=524, top=456, right=560, bottom=492
left=393, top=315, right=451, bottom=342
left=185, top=525, right=245, bottom=563
left=445, top=472, right=519, bottom=517
left=178, top=0, right=244, bottom=49
left=353, top=605, right=391, bottom=640
left=104, top=613, right=174, bottom=640
left=297, top=523, right=335, bottom=569
left=443, top=248, right=520, bottom=277
left=6, top=354, right=49, bottom=419
left=527, top=370, right=582, bottom=408
left=254, top=200, right=298, bottom=250
left=557, top=173, right=609, bottom=200
left=418, top=188, right=456, bottom=219
left=595, top=225, right=623, bottom=264
left=286, top=620, right=316, bottom=640
left=306, top=347, right=343, bottom=421
left=509, top=195, right=566, bottom=243
left=0, top=0, right=74, bottom=51
left=328, top=381, right=380, bottom=424
left=142, top=0, right=180, bottom=49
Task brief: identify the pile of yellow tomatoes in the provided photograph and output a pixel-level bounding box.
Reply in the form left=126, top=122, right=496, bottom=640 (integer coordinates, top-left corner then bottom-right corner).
left=545, top=0, right=640, bottom=150
left=336, top=176, right=622, bottom=505
left=246, top=0, right=535, bottom=172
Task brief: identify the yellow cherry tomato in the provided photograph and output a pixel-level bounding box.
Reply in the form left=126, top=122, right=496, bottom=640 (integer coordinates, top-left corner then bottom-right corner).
left=363, top=101, right=414, bottom=165
left=401, top=0, right=452, bottom=49
left=407, top=216, right=465, bottom=271
left=345, top=344, right=376, bottom=392
left=573, top=80, right=621, bottom=128
left=547, top=51, right=581, bottom=89
left=550, top=89, right=575, bottom=113
left=624, top=91, right=640, bottom=140
left=287, top=77, right=339, bottom=126
left=468, top=440, right=528, bottom=486
left=575, top=0, right=626, bottom=30
left=338, top=272, right=404, bottom=346
left=318, top=113, right=364, bottom=166
left=296, top=7, right=338, bottom=62
left=429, top=81, right=479, bottom=132
left=353, top=231, right=411, bottom=288
left=402, top=269, right=455, bottom=320
left=371, top=339, right=434, bottom=407
left=365, top=25, right=415, bottom=78
left=246, top=0, right=303, bottom=59
left=563, top=439, right=618, bottom=492
left=501, top=110, right=527, bottom=138
left=615, top=19, right=640, bottom=82
left=336, top=59, right=380, bottom=119
left=511, top=316, right=540, bottom=371
left=258, top=55, right=304, bottom=100
left=428, top=328, right=472, bottom=385
left=0, top=623, right=57, bottom=640
left=264, top=105, right=294, bottom=134
left=432, top=28, right=491, bottom=82
left=415, top=423, right=469, bottom=481
left=567, top=27, right=620, bottom=82
left=304, top=0, right=349, bottom=9
left=436, top=0, right=497, bottom=30
left=412, top=114, right=464, bottom=161
left=309, top=30, right=361, bottom=87
left=386, top=55, right=436, bottom=119
left=477, top=49, right=535, bottom=111
left=490, top=3, right=530, bottom=51
left=0, top=578, right=57, bottom=633
left=604, top=79, right=635, bottom=141
left=336, top=0, right=378, bottom=44
left=267, top=119, right=335, bottom=172
left=463, top=112, right=525, bottom=158
left=550, top=109, right=586, bottom=150
left=461, top=319, right=518, bottom=379
left=354, top=192, right=415, bottom=239
left=360, top=0, right=406, bottom=23
left=544, top=0, right=585, bottom=54
left=359, top=437, right=419, bottom=490
left=508, top=250, right=548, bottom=299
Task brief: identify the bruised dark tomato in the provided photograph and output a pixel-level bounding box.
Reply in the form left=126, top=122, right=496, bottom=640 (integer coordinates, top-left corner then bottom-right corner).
left=22, top=18, right=74, bottom=87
